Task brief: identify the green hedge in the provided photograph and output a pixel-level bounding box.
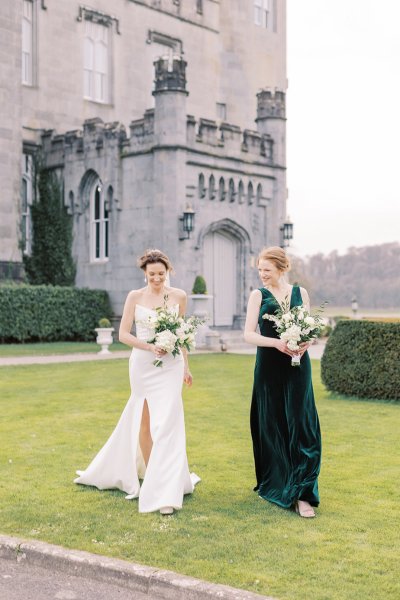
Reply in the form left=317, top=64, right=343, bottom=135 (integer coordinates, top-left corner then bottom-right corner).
left=0, top=285, right=112, bottom=342
left=321, top=320, right=400, bottom=401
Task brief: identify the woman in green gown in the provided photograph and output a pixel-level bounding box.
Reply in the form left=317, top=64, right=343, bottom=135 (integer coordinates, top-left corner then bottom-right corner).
left=244, top=247, right=321, bottom=518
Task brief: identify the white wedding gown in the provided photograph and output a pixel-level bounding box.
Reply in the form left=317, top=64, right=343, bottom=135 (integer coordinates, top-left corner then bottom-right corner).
left=74, top=304, right=200, bottom=512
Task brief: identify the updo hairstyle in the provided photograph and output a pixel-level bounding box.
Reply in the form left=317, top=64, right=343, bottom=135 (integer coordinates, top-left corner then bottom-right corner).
left=137, top=249, right=173, bottom=273
left=257, top=246, right=291, bottom=273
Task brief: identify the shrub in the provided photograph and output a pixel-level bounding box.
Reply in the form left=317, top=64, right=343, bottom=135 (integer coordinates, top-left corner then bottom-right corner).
left=98, top=318, right=112, bottom=328
left=321, top=320, right=400, bottom=401
left=0, top=285, right=112, bottom=342
left=332, top=315, right=351, bottom=324
left=320, top=324, right=333, bottom=337
left=23, top=168, right=76, bottom=286
left=192, top=275, right=207, bottom=295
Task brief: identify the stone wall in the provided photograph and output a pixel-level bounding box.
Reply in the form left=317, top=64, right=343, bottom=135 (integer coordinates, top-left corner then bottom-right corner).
left=0, top=1, right=23, bottom=271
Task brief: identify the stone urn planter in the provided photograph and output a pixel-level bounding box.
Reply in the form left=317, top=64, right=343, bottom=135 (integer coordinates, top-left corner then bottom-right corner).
left=95, top=318, right=115, bottom=354
left=189, top=276, right=214, bottom=348
left=188, top=294, right=214, bottom=348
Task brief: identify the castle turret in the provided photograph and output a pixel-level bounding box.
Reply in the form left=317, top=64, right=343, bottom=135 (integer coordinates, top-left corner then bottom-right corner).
left=256, top=89, right=286, bottom=168
left=152, top=56, right=188, bottom=146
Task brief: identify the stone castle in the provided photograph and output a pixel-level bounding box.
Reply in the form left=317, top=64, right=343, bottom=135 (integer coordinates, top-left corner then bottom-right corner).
left=1, top=0, right=288, bottom=327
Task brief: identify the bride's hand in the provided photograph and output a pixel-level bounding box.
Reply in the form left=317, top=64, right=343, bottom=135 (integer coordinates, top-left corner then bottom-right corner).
left=149, top=345, right=167, bottom=358
left=184, top=368, right=193, bottom=387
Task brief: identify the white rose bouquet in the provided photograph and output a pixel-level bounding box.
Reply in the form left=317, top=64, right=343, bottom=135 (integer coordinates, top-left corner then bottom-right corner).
left=263, top=299, right=326, bottom=366
left=140, top=296, right=205, bottom=367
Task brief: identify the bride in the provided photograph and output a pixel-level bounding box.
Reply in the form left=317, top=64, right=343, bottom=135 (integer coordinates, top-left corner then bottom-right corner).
left=74, top=249, right=200, bottom=514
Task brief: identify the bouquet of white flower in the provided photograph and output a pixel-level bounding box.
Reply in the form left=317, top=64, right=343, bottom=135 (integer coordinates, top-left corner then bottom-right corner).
left=140, top=296, right=205, bottom=367
left=263, top=299, right=326, bottom=366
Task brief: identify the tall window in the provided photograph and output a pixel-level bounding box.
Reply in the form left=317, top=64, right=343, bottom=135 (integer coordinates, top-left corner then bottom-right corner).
left=84, top=20, right=110, bottom=103
left=216, top=102, right=227, bottom=121
left=21, top=154, right=33, bottom=255
left=254, top=0, right=271, bottom=29
left=91, top=183, right=109, bottom=261
left=22, top=0, right=34, bottom=84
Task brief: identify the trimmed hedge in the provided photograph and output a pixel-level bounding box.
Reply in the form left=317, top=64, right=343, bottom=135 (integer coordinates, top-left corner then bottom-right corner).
left=321, top=320, right=400, bottom=401
left=0, top=285, right=112, bottom=342
left=362, top=316, right=400, bottom=323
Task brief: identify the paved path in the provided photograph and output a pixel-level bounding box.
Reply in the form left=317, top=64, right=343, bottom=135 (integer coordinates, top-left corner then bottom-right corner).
left=0, top=556, right=158, bottom=600
left=0, top=535, right=273, bottom=600
left=0, top=341, right=325, bottom=367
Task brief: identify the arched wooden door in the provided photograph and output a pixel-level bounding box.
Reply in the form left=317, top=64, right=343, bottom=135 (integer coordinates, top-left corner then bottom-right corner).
left=203, top=230, right=238, bottom=326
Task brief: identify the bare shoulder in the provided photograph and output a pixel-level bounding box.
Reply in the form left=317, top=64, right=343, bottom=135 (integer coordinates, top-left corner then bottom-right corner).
left=168, top=286, right=187, bottom=302
left=250, top=288, right=262, bottom=300
left=249, top=288, right=262, bottom=305
left=299, top=286, right=310, bottom=307
left=125, top=288, right=144, bottom=305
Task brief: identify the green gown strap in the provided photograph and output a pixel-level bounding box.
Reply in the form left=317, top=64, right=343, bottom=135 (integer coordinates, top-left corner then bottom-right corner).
left=292, top=284, right=303, bottom=307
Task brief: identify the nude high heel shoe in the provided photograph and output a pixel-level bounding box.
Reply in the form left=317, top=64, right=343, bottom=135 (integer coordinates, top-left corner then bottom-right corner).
left=295, top=500, right=316, bottom=518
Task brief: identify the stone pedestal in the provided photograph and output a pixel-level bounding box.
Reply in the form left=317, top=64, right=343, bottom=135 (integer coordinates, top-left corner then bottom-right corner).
left=188, top=294, right=214, bottom=348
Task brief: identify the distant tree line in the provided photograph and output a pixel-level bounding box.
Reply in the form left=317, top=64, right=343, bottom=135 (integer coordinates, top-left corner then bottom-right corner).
left=289, top=242, right=400, bottom=308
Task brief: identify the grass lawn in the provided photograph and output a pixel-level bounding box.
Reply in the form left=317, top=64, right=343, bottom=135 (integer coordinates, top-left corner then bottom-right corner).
left=0, top=355, right=398, bottom=600
left=0, top=341, right=128, bottom=357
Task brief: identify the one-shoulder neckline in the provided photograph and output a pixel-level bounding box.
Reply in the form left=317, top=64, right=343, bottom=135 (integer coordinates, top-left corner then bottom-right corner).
left=261, top=285, right=295, bottom=307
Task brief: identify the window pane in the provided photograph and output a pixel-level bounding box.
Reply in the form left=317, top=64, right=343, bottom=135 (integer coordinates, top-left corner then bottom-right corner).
left=22, top=2, right=33, bottom=85
left=84, top=69, right=92, bottom=98
left=104, top=221, right=109, bottom=258
left=22, top=216, right=27, bottom=250
left=21, top=179, right=28, bottom=212
left=84, top=21, right=109, bottom=102
left=94, top=187, right=100, bottom=220
left=23, top=0, right=33, bottom=20
left=84, top=37, right=94, bottom=70
left=95, top=223, right=100, bottom=258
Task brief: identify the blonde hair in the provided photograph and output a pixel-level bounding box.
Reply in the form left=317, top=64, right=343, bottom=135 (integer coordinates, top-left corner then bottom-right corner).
left=137, top=249, right=173, bottom=273
left=257, top=246, right=291, bottom=273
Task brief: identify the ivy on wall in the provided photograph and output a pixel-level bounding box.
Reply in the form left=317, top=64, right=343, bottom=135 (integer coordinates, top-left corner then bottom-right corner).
left=24, top=167, right=76, bottom=286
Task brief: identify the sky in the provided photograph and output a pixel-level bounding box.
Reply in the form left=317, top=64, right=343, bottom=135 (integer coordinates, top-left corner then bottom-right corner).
left=286, top=0, right=400, bottom=257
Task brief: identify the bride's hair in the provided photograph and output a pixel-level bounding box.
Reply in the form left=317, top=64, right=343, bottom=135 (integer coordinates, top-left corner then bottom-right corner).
left=257, top=246, right=291, bottom=273
left=138, top=249, right=173, bottom=273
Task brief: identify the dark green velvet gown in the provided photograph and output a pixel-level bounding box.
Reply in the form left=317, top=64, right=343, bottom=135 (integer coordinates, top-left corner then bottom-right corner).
left=250, top=285, right=321, bottom=508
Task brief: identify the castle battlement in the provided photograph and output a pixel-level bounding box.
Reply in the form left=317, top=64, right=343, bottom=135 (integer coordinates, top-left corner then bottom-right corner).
left=41, top=119, right=127, bottom=165
left=122, top=112, right=273, bottom=163
left=257, top=88, right=286, bottom=120
left=42, top=111, right=274, bottom=166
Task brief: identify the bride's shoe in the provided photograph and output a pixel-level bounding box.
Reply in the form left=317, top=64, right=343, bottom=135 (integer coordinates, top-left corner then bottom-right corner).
left=295, top=500, right=316, bottom=518
left=160, top=506, right=174, bottom=515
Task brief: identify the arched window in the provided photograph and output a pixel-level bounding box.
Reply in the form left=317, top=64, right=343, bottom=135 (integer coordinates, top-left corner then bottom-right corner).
left=219, top=177, right=225, bottom=201
left=21, top=153, right=33, bottom=255
left=198, top=173, right=206, bottom=199
left=238, top=180, right=245, bottom=204
left=90, top=182, right=109, bottom=261
left=228, top=179, right=235, bottom=202
left=256, top=183, right=263, bottom=205
left=247, top=181, right=254, bottom=205
left=209, top=174, right=216, bottom=200
left=68, top=191, right=75, bottom=215
left=106, top=185, right=113, bottom=211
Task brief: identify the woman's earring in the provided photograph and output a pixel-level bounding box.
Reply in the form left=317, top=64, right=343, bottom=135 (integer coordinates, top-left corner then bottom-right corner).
left=144, top=276, right=147, bottom=283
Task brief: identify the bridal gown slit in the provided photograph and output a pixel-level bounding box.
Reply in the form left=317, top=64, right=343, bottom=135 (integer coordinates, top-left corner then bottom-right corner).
left=74, top=304, right=200, bottom=513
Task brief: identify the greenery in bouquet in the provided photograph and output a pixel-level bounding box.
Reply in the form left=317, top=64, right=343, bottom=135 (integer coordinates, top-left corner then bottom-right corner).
left=140, top=295, right=205, bottom=367
left=263, top=298, right=326, bottom=366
